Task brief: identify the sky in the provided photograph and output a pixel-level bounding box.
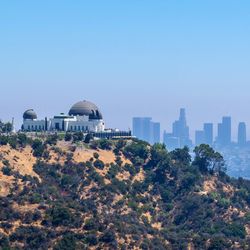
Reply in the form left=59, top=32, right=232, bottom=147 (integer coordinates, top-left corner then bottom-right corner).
left=0, top=0, right=249, bottom=141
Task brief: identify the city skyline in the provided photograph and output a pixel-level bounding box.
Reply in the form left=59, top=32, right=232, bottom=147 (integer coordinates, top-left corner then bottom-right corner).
left=2, top=105, right=250, bottom=143
left=133, top=108, right=250, bottom=147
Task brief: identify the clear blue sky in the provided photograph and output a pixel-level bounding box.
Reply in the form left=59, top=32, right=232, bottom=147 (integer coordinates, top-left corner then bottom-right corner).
left=0, top=1, right=249, bottom=140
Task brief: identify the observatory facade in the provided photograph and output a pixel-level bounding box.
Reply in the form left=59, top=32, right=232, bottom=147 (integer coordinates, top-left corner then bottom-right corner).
left=22, top=100, right=105, bottom=132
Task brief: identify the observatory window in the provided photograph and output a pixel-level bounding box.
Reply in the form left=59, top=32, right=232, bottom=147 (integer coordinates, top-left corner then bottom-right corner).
left=55, top=123, right=60, bottom=130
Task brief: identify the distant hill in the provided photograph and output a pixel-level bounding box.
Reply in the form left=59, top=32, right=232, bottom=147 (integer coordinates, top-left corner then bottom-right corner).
left=0, top=133, right=250, bottom=249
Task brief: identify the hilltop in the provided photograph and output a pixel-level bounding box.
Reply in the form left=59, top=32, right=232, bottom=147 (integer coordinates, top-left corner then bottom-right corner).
left=0, top=133, right=250, bottom=249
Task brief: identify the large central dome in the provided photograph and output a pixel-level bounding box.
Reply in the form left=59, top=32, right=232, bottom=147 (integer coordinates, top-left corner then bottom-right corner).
left=69, top=100, right=103, bottom=119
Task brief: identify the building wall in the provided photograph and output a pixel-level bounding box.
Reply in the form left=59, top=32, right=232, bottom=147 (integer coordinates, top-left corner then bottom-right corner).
left=22, top=119, right=46, bottom=131
left=22, top=116, right=105, bottom=132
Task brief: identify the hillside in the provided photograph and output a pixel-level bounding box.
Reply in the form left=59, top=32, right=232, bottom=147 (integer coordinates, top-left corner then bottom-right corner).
left=0, top=133, right=250, bottom=249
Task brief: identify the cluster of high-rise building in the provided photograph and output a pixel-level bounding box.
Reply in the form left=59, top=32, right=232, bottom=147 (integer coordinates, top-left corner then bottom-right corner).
left=195, top=117, right=247, bottom=149
left=132, top=117, right=160, bottom=145
left=132, top=109, right=248, bottom=150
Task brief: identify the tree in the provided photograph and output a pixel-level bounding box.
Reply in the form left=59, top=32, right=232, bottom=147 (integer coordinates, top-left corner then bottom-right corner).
left=0, top=122, right=13, bottom=133
left=154, top=158, right=171, bottom=184
left=48, top=206, right=73, bottom=227
left=170, top=146, right=191, bottom=166
left=123, top=141, right=149, bottom=163
left=149, top=143, right=169, bottom=167
left=193, top=144, right=226, bottom=174
left=84, top=133, right=93, bottom=143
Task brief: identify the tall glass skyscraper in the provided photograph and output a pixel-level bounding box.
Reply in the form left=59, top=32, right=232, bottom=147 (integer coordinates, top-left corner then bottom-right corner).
left=194, top=123, right=213, bottom=146
left=164, top=108, right=192, bottom=149
left=132, top=117, right=160, bottom=144
left=195, top=130, right=205, bottom=146
left=217, top=116, right=231, bottom=147
left=238, top=122, right=247, bottom=146
left=203, top=123, right=213, bottom=145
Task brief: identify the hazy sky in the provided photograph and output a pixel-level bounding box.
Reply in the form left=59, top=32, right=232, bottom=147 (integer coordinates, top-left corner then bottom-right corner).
left=0, top=1, right=249, bottom=140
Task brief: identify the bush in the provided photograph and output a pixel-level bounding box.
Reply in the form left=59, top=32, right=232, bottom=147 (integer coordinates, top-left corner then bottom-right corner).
left=47, top=206, right=74, bottom=227
left=85, top=233, right=98, bottom=246
left=32, top=139, right=45, bottom=157
left=93, top=152, right=99, bottom=159
left=208, top=236, right=231, bottom=250
left=2, top=166, right=12, bottom=176
left=223, top=222, right=246, bottom=239
left=45, top=134, right=59, bottom=145
left=94, top=159, right=105, bottom=170
left=0, top=135, right=8, bottom=145
left=84, top=133, right=93, bottom=143
left=73, top=132, right=84, bottom=142
left=100, top=230, right=117, bottom=244
left=8, top=136, right=18, bottom=149
left=17, top=133, right=29, bottom=147
left=98, top=139, right=112, bottom=150
left=84, top=218, right=98, bottom=231
left=65, top=133, right=72, bottom=142
left=0, top=234, right=10, bottom=249
left=54, top=233, right=77, bottom=250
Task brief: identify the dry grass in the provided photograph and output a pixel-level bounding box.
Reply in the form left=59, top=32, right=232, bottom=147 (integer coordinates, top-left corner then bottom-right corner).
left=0, top=172, right=14, bottom=196
left=0, top=145, right=39, bottom=179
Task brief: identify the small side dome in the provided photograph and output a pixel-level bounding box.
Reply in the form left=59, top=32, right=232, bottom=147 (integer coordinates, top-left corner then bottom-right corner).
left=23, top=109, right=37, bottom=120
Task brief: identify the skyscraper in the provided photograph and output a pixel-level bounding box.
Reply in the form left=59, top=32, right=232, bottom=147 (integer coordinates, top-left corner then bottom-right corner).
left=151, top=122, right=160, bottom=144
left=163, top=131, right=179, bottom=150
left=238, top=122, right=246, bottom=146
left=175, top=108, right=192, bottom=147
left=203, top=123, right=213, bottom=145
left=164, top=108, right=192, bottom=150
left=132, top=117, right=160, bottom=144
left=132, top=117, right=152, bottom=143
left=217, top=116, right=231, bottom=147
left=195, top=130, right=205, bottom=146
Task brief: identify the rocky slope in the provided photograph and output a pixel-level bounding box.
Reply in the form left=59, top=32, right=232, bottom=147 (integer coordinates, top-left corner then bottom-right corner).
left=0, top=134, right=250, bottom=249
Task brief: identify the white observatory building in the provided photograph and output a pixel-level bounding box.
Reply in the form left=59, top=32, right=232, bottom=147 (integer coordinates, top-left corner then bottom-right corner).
left=22, top=100, right=105, bottom=132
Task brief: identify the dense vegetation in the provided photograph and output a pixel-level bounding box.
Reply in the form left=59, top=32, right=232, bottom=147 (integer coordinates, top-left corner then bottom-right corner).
left=0, top=134, right=250, bottom=249
left=0, top=121, right=12, bottom=134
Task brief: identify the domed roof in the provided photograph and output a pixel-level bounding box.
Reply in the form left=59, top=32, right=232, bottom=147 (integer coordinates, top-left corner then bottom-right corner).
left=23, top=109, right=37, bottom=120
left=69, top=100, right=103, bottom=119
